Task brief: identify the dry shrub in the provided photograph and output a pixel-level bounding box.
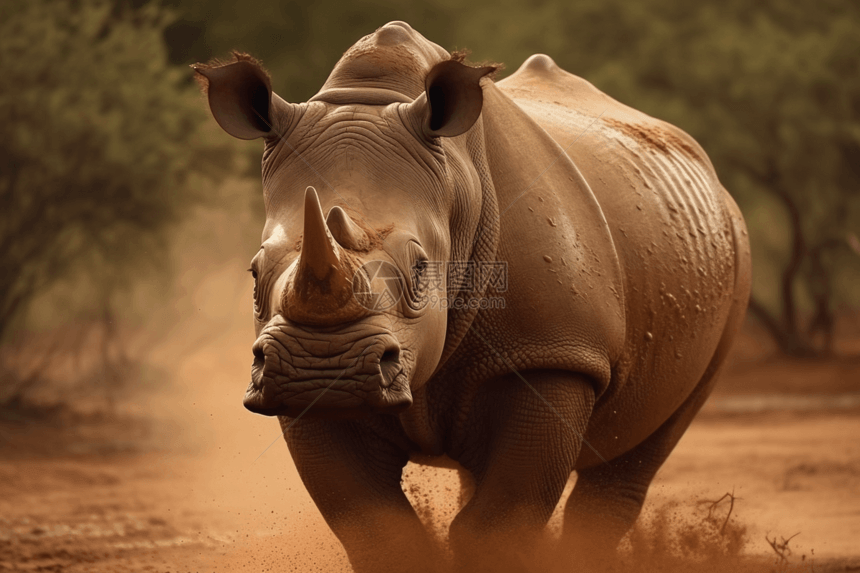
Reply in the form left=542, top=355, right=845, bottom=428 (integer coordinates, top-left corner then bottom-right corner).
left=400, top=467, right=822, bottom=573
left=617, top=492, right=817, bottom=573
left=622, top=493, right=749, bottom=572
left=0, top=315, right=160, bottom=415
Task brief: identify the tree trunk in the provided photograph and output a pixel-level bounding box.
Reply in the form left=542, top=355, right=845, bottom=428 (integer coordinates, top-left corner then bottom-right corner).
left=737, top=158, right=817, bottom=357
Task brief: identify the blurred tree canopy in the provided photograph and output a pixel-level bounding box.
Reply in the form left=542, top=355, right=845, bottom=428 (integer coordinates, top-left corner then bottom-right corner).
left=0, top=0, right=233, bottom=344
left=159, top=0, right=860, bottom=356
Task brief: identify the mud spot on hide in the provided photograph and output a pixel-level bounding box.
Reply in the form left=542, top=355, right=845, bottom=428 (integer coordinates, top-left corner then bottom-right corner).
left=365, top=223, right=395, bottom=250
left=604, top=117, right=668, bottom=153
left=603, top=118, right=705, bottom=164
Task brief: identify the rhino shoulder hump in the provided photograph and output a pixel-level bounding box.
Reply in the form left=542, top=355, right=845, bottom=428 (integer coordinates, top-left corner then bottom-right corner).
left=520, top=53, right=560, bottom=74
left=498, top=55, right=617, bottom=119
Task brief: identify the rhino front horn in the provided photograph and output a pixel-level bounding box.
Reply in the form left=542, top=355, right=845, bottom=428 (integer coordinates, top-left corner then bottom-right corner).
left=299, top=187, right=340, bottom=282
left=282, top=187, right=368, bottom=326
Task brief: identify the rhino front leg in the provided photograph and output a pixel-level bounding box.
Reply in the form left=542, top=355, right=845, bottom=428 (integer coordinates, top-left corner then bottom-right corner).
left=284, top=417, right=442, bottom=573
left=449, top=370, right=596, bottom=573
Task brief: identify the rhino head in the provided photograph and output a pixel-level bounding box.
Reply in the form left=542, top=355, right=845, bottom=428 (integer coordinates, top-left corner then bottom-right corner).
left=194, top=22, right=498, bottom=418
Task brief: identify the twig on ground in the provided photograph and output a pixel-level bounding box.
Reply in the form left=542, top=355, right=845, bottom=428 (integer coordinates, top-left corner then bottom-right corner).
left=698, top=489, right=741, bottom=534
left=765, top=531, right=800, bottom=563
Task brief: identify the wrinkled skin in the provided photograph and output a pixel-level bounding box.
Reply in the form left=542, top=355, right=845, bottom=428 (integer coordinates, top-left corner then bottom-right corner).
left=194, top=21, right=751, bottom=573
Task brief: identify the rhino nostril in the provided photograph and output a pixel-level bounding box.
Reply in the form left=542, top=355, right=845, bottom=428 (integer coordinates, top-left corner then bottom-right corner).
left=379, top=346, right=401, bottom=389
left=252, top=344, right=265, bottom=368
left=380, top=348, right=400, bottom=365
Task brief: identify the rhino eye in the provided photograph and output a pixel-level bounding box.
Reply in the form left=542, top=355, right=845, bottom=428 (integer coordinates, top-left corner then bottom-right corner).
left=409, top=242, right=429, bottom=285
left=410, top=260, right=426, bottom=289
left=249, top=268, right=260, bottom=308
left=249, top=266, right=267, bottom=322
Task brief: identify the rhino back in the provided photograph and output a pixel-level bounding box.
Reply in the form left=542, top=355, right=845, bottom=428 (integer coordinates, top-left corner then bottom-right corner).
left=495, top=55, right=742, bottom=461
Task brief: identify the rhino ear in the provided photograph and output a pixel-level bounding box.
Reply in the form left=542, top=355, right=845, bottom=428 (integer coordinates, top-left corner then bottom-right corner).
left=193, top=58, right=274, bottom=140
left=416, top=60, right=497, bottom=138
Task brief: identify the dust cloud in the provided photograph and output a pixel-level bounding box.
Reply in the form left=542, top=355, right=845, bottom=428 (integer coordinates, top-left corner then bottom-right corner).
left=135, top=180, right=354, bottom=571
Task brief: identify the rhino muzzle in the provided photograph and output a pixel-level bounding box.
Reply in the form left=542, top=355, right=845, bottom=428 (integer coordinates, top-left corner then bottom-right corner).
left=243, top=187, right=415, bottom=418
left=243, top=320, right=412, bottom=418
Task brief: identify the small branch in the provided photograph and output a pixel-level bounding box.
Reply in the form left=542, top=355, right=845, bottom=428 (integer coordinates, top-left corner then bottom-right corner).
left=697, top=489, right=741, bottom=534
left=730, top=156, right=807, bottom=350
left=765, top=531, right=800, bottom=563
left=774, top=185, right=806, bottom=337
left=747, top=297, right=787, bottom=348
left=805, top=239, right=844, bottom=355
left=848, top=232, right=860, bottom=256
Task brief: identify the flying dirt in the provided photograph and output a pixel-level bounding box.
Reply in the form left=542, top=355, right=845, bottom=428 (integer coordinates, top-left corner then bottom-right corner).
left=193, top=20, right=751, bottom=573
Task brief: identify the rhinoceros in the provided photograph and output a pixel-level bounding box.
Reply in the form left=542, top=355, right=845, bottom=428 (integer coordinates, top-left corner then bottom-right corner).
left=194, top=21, right=751, bottom=573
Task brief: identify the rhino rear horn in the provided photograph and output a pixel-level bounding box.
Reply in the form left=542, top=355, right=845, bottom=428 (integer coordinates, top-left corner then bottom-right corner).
left=414, top=60, right=497, bottom=138
left=193, top=58, right=274, bottom=140
left=326, top=206, right=370, bottom=251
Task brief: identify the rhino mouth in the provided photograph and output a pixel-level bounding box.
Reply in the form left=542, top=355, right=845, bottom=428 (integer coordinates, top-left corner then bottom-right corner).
left=243, top=320, right=413, bottom=418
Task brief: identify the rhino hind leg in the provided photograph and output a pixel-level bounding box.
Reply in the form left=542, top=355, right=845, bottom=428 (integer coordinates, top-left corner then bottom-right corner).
left=561, top=198, right=751, bottom=567
left=559, top=365, right=718, bottom=566
left=560, top=313, right=747, bottom=565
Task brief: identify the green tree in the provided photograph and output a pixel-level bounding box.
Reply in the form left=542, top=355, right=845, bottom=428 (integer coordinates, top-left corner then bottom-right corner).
left=0, top=0, right=226, bottom=346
